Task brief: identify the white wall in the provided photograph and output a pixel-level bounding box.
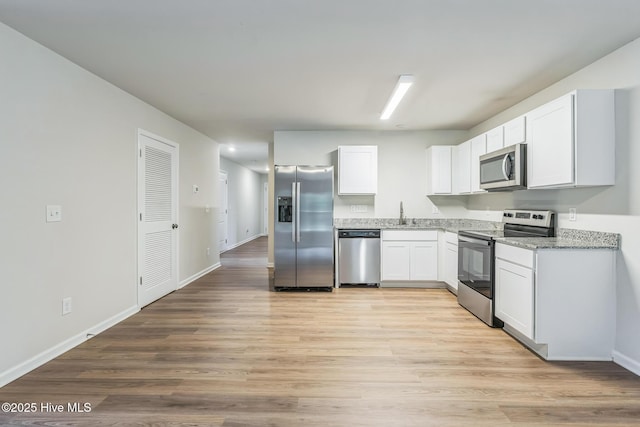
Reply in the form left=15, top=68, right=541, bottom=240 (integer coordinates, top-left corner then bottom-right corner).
left=220, top=157, right=265, bottom=249
left=0, top=22, right=219, bottom=385
left=460, top=37, right=640, bottom=374
left=274, top=130, right=468, bottom=219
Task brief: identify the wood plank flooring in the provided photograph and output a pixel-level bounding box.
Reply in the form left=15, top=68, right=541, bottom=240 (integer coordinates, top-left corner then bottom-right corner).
left=1, top=236, right=640, bottom=426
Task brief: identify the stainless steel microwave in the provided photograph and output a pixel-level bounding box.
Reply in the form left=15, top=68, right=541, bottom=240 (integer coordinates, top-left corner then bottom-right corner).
left=479, top=143, right=526, bottom=191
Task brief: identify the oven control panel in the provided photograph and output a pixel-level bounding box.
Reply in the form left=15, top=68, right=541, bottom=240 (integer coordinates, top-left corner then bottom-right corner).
left=502, top=209, right=554, bottom=227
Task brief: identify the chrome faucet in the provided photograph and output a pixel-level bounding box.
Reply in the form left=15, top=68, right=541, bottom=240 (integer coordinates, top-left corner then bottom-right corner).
left=399, top=201, right=407, bottom=225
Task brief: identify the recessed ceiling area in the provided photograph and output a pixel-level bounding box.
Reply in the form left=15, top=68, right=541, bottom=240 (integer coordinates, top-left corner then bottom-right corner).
left=2, top=1, right=640, bottom=172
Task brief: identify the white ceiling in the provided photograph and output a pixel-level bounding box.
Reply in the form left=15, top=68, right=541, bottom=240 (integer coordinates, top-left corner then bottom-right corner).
left=2, top=1, right=640, bottom=173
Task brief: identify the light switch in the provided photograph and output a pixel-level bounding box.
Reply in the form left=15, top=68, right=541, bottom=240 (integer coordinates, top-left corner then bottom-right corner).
left=193, top=184, right=199, bottom=193
left=46, top=205, right=62, bottom=222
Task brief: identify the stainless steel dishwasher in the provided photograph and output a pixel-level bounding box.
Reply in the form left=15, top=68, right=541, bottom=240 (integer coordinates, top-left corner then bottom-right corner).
left=338, top=229, right=380, bottom=287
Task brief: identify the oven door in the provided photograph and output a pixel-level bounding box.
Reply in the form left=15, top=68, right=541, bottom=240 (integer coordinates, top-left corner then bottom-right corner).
left=458, top=235, right=494, bottom=298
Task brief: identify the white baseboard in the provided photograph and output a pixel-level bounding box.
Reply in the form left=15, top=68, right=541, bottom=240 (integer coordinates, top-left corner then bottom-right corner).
left=220, top=234, right=262, bottom=253
left=380, top=281, right=447, bottom=289
left=178, top=263, right=221, bottom=289
left=0, top=305, right=139, bottom=388
left=613, top=350, right=640, bottom=376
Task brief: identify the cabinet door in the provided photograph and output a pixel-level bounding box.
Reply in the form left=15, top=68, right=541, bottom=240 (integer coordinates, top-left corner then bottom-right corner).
left=426, top=146, right=452, bottom=195
left=338, top=146, right=378, bottom=194
left=470, top=134, right=486, bottom=193
left=381, top=241, right=411, bottom=280
left=495, top=258, right=534, bottom=339
left=456, top=140, right=471, bottom=194
left=411, top=241, right=438, bottom=280
left=444, top=242, right=458, bottom=290
left=504, top=116, right=526, bottom=146
left=485, top=127, right=504, bottom=153
left=526, top=94, right=574, bottom=188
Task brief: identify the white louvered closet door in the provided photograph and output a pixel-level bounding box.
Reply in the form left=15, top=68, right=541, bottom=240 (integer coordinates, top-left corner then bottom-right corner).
left=138, top=132, right=178, bottom=308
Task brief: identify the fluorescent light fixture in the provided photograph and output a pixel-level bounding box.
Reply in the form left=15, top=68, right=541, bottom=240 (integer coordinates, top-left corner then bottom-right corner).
left=380, top=75, right=414, bottom=120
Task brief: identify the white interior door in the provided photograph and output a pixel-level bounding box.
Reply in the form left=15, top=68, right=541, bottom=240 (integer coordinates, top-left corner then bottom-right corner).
left=138, top=130, right=178, bottom=308
left=218, top=171, right=228, bottom=252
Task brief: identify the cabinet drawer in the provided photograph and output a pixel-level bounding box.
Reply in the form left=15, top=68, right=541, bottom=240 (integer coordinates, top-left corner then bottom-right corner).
left=444, top=231, right=458, bottom=244
left=382, top=230, right=438, bottom=241
left=496, top=243, right=534, bottom=269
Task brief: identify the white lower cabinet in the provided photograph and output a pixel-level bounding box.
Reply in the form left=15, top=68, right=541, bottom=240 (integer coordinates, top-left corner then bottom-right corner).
left=381, top=241, right=412, bottom=280
left=495, top=257, right=534, bottom=339
left=381, top=230, right=438, bottom=282
left=495, top=242, right=616, bottom=360
left=442, top=232, right=458, bottom=291
left=411, top=241, right=438, bottom=280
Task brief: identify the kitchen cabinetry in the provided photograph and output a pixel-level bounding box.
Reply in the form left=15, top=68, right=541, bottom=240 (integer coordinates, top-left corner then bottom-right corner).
left=442, top=231, right=458, bottom=292
left=504, top=115, right=526, bottom=146
left=485, top=126, right=504, bottom=153
left=470, top=135, right=486, bottom=193
left=425, top=146, right=453, bottom=195
left=495, top=246, right=535, bottom=339
left=495, top=242, right=615, bottom=360
left=338, top=145, right=378, bottom=195
left=455, top=140, right=471, bottom=194
left=381, top=230, right=438, bottom=282
left=526, top=90, right=614, bottom=189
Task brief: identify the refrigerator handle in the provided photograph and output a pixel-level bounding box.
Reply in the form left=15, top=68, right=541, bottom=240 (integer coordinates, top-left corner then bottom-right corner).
left=291, top=182, right=296, bottom=242
left=296, top=182, right=301, bottom=242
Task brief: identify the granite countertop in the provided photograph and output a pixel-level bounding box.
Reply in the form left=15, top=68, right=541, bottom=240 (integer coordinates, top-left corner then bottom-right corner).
left=333, top=217, right=502, bottom=233
left=334, top=217, right=620, bottom=250
left=496, top=229, right=620, bottom=250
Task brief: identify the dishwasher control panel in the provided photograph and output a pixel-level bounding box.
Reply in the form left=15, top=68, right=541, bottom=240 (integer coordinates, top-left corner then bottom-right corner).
left=338, top=229, right=380, bottom=238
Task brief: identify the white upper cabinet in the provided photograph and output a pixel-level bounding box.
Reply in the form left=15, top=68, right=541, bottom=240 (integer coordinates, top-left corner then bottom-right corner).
left=470, top=134, right=486, bottom=193
left=526, top=90, right=614, bottom=189
left=455, top=140, right=471, bottom=194
left=485, top=116, right=526, bottom=154
left=485, top=126, right=504, bottom=153
left=504, top=115, right=527, bottom=146
left=338, top=145, right=378, bottom=195
left=425, top=146, right=452, bottom=195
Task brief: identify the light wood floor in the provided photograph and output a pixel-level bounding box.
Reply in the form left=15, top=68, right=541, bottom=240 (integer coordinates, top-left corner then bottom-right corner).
left=1, top=236, right=639, bottom=426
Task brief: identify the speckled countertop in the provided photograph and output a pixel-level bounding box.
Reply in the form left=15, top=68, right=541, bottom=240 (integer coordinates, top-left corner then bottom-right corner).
left=333, top=217, right=502, bottom=233
left=496, top=229, right=620, bottom=250
left=334, top=218, right=620, bottom=250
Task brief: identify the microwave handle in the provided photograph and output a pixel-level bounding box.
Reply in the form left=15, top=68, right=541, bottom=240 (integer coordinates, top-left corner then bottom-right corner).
left=502, top=154, right=511, bottom=180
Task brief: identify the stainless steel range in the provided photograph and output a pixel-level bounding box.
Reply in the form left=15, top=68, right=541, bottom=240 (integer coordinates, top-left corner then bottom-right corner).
left=457, top=209, right=555, bottom=327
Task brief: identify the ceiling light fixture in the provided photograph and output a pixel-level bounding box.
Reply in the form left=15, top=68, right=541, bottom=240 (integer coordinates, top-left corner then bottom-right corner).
left=228, top=146, right=236, bottom=152
left=380, top=75, right=414, bottom=120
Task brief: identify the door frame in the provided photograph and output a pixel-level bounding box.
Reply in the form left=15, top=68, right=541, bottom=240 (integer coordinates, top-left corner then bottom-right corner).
left=218, top=170, right=228, bottom=253
left=137, top=128, right=180, bottom=308
left=263, top=181, right=268, bottom=236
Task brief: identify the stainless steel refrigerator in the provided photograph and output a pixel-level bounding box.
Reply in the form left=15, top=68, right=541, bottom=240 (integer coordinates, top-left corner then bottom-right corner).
left=274, top=165, right=334, bottom=290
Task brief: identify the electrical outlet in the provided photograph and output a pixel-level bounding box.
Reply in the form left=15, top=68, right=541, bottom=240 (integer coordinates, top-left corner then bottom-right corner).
left=62, top=297, right=72, bottom=316
left=206, top=247, right=210, bottom=256
left=569, top=208, right=577, bottom=221
left=46, top=205, right=62, bottom=222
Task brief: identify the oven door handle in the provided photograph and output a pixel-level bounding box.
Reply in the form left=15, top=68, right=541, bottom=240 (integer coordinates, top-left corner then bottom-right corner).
left=458, top=235, right=492, bottom=246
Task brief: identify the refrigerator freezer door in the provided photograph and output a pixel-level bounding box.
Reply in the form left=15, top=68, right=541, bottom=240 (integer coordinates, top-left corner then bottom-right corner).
left=274, top=166, right=297, bottom=287
left=296, top=166, right=334, bottom=287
